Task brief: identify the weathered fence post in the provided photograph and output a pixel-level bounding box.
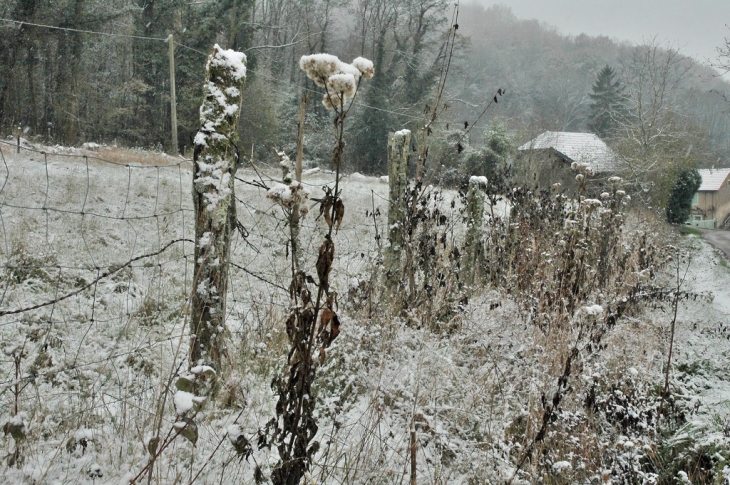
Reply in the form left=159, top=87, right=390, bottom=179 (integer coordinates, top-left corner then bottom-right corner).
left=291, top=93, right=307, bottom=273
left=463, top=176, right=487, bottom=285
left=386, top=129, right=410, bottom=285
left=190, top=45, right=246, bottom=367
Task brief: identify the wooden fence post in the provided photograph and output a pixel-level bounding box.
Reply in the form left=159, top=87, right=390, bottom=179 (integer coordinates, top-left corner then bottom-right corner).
left=167, top=34, right=178, bottom=155
left=385, top=129, right=410, bottom=285
left=463, top=176, right=487, bottom=285
left=190, top=45, right=246, bottom=367
left=291, top=93, right=307, bottom=273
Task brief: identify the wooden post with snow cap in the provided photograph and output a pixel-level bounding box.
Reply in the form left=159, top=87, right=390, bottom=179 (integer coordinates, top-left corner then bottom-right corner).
left=386, top=129, right=410, bottom=285
left=463, top=176, right=487, bottom=285
left=190, top=45, right=246, bottom=368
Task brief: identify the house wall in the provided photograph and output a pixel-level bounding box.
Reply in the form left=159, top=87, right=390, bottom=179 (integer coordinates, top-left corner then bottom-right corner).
left=516, top=149, right=609, bottom=196
left=693, top=178, right=730, bottom=228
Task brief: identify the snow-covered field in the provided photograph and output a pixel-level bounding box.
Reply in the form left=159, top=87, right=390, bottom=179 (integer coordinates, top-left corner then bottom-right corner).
left=2, top=139, right=730, bottom=484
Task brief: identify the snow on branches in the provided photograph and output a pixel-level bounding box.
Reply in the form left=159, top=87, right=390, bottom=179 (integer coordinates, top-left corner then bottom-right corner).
left=266, top=182, right=310, bottom=212
left=267, top=150, right=310, bottom=214
left=299, top=53, right=374, bottom=110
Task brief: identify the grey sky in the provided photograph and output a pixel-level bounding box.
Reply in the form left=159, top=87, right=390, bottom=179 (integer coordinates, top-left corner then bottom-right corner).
left=464, top=0, right=730, bottom=69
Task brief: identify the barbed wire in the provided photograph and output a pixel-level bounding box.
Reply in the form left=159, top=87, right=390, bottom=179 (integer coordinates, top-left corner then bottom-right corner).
left=0, top=17, right=169, bottom=41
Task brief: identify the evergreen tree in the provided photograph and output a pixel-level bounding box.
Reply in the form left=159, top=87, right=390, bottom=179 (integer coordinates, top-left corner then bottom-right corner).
left=587, top=65, right=628, bottom=138
left=665, top=168, right=701, bottom=224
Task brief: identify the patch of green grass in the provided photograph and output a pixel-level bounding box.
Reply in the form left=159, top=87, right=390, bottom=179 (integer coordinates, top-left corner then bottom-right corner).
left=718, top=256, right=729, bottom=269
left=679, top=226, right=702, bottom=236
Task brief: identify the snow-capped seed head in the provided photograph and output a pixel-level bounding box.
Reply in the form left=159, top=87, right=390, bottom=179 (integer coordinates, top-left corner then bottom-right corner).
left=327, top=73, right=357, bottom=98
left=552, top=183, right=562, bottom=190
left=322, top=92, right=343, bottom=111
left=335, top=62, right=362, bottom=79
left=575, top=174, right=585, bottom=182
left=608, top=176, right=623, bottom=184
left=352, top=56, right=375, bottom=79
left=266, top=181, right=310, bottom=210
left=88, top=463, right=103, bottom=479
left=583, top=304, right=603, bottom=316
left=227, top=424, right=243, bottom=445
left=600, top=192, right=610, bottom=199
left=300, top=53, right=340, bottom=86
left=581, top=198, right=602, bottom=208
left=616, top=190, right=626, bottom=198
left=571, top=162, right=579, bottom=171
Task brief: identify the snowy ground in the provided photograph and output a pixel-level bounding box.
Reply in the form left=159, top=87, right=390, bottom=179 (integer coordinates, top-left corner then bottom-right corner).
left=1, top=139, right=730, bottom=484
left=674, top=236, right=730, bottom=420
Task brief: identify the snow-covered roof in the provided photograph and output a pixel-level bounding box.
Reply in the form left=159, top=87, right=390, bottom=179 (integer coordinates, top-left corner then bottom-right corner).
left=518, top=131, right=616, bottom=173
left=697, top=168, right=730, bottom=192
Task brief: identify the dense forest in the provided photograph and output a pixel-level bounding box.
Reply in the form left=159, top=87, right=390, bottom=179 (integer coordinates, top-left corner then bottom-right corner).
left=2, top=1, right=730, bottom=182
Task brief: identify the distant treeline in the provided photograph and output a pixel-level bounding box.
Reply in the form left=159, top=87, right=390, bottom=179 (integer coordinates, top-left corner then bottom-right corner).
left=1, top=1, right=729, bottom=174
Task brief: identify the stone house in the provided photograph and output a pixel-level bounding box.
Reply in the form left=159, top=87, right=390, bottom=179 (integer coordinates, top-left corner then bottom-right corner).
left=689, top=168, right=730, bottom=229
left=517, top=131, right=617, bottom=192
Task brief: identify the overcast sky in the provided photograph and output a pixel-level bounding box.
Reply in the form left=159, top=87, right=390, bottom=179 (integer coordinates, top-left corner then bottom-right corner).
left=464, top=0, right=730, bottom=70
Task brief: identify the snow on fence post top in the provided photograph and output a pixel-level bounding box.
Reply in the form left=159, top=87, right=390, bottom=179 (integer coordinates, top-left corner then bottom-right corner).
left=190, top=44, right=246, bottom=368
left=194, top=45, right=246, bottom=152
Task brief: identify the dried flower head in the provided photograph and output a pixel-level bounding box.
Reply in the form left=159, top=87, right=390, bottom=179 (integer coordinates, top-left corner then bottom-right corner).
left=327, top=73, right=357, bottom=98
left=300, top=53, right=374, bottom=110
left=299, top=53, right=340, bottom=87
left=322, top=92, right=343, bottom=111
left=352, top=56, right=375, bottom=79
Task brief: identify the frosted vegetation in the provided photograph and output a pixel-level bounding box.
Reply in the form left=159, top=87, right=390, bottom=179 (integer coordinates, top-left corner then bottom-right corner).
left=3, top=2, right=730, bottom=482
left=1, top=134, right=730, bottom=483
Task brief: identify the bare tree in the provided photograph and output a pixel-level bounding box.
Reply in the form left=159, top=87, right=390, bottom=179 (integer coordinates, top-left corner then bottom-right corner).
left=615, top=39, right=699, bottom=205
left=714, top=33, right=730, bottom=74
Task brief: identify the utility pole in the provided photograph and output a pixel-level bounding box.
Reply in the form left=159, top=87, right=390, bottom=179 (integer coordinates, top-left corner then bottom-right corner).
left=168, top=34, right=178, bottom=155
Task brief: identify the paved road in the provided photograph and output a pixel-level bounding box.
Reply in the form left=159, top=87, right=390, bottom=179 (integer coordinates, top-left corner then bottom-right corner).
left=700, top=229, right=730, bottom=260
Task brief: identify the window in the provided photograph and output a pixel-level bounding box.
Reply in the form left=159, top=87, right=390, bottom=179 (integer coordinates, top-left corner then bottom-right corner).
left=692, top=193, right=699, bottom=206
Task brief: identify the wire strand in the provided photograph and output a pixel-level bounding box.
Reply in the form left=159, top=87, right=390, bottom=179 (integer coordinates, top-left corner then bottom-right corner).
left=0, top=16, right=426, bottom=124
left=0, top=17, right=169, bottom=41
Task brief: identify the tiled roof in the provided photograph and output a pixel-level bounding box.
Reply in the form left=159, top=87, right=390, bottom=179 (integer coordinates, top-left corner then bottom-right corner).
left=698, top=168, right=730, bottom=192
left=518, top=131, right=616, bottom=173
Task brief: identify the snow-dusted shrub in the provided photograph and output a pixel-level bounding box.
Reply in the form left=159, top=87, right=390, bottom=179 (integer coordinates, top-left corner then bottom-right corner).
left=647, top=435, right=730, bottom=484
